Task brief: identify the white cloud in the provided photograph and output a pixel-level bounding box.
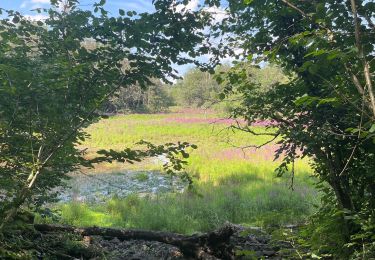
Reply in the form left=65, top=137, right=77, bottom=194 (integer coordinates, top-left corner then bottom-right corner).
left=20, top=0, right=51, bottom=9
left=20, top=1, right=28, bottom=8
left=31, top=0, right=50, bottom=3
left=220, top=48, right=244, bottom=65
left=175, top=0, right=199, bottom=13
left=109, top=1, right=155, bottom=13
left=203, top=6, right=228, bottom=23
left=185, top=0, right=199, bottom=11
left=24, top=14, right=48, bottom=21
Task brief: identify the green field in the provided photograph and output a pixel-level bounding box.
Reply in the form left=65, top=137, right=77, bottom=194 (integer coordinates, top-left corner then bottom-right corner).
left=43, top=109, right=319, bottom=234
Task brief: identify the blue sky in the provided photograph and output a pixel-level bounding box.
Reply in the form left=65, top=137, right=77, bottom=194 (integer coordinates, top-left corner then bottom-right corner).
left=1, top=0, right=202, bottom=75
left=1, top=0, right=155, bottom=15
left=0, top=0, right=230, bottom=76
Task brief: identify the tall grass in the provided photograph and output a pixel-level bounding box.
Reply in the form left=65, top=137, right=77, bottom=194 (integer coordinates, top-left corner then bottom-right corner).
left=41, top=110, right=319, bottom=234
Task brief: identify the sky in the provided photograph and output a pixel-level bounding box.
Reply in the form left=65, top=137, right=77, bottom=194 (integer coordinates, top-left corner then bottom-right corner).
left=0, top=0, right=230, bottom=76
left=1, top=0, right=156, bottom=15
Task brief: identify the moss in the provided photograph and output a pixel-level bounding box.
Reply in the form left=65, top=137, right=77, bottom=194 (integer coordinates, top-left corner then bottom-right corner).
left=132, top=172, right=149, bottom=182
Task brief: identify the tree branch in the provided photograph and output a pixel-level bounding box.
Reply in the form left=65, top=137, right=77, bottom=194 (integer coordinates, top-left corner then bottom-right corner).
left=281, top=0, right=308, bottom=18
left=349, top=0, right=375, bottom=118
left=237, top=134, right=279, bottom=150
left=280, top=0, right=334, bottom=41
left=231, top=121, right=279, bottom=137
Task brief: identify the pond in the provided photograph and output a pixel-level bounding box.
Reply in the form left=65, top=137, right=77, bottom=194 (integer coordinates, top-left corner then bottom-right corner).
left=58, top=170, right=187, bottom=203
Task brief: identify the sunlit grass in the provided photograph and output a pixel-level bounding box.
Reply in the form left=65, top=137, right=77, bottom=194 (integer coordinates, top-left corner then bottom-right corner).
left=83, top=111, right=274, bottom=151
left=41, top=110, right=319, bottom=234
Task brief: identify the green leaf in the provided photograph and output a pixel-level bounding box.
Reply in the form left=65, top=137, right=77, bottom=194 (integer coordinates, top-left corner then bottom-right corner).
left=244, top=0, right=254, bottom=5
left=298, top=61, right=313, bottom=72
left=100, top=8, right=108, bottom=16
left=318, top=97, right=339, bottom=106
left=369, top=124, right=375, bottom=133
left=12, top=16, right=20, bottom=24
left=308, top=64, right=318, bottom=74
left=119, top=9, right=125, bottom=16
left=294, top=95, right=319, bottom=106
left=304, top=49, right=328, bottom=58
left=181, top=151, right=189, bottom=158
left=327, top=50, right=342, bottom=60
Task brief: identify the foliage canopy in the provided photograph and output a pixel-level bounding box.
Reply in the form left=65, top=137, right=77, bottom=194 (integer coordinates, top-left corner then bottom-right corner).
left=0, top=0, right=207, bottom=230
left=208, top=0, right=375, bottom=257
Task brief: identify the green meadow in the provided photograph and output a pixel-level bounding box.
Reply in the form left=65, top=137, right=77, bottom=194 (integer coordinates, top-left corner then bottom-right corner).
left=42, top=109, right=319, bottom=234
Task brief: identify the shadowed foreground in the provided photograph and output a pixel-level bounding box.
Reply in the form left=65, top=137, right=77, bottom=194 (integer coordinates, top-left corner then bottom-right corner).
left=33, top=223, right=299, bottom=259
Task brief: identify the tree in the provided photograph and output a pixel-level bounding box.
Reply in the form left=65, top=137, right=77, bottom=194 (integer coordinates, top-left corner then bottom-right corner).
left=207, top=0, right=375, bottom=257
left=102, top=79, right=173, bottom=113
left=144, top=80, right=174, bottom=113
left=171, top=66, right=230, bottom=108
left=0, top=0, right=209, bottom=231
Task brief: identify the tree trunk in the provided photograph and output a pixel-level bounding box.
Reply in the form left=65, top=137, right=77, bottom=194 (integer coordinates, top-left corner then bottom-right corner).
left=330, top=178, right=354, bottom=212
left=34, top=223, right=236, bottom=259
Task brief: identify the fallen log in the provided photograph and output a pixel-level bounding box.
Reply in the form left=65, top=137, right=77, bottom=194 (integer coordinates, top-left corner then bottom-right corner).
left=34, top=223, right=236, bottom=259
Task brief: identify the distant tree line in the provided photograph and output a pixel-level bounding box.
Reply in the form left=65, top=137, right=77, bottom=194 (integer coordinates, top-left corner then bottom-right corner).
left=101, top=65, right=286, bottom=114
left=101, top=79, right=173, bottom=114
left=170, top=65, right=287, bottom=111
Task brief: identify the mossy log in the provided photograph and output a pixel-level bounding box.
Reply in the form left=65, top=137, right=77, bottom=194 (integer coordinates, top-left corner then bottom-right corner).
left=34, top=223, right=236, bottom=259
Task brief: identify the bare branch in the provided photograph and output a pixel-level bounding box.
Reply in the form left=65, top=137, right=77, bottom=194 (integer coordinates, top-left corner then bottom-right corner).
left=280, top=0, right=375, bottom=118
left=349, top=0, right=375, bottom=118
left=237, top=134, right=279, bottom=150
left=364, top=62, right=375, bottom=118
left=350, top=0, right=363, bottom=55
left=345, top=64, right=365, bottom=96
left=280, top=0, right=334, bottom=40
left=281, top=0, right=308, bottom=18
left=339, top=95, right=365, bottom=176
left=316, top=73, right=373, bottom=119
left=231, top=120, right=279, bottom=136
